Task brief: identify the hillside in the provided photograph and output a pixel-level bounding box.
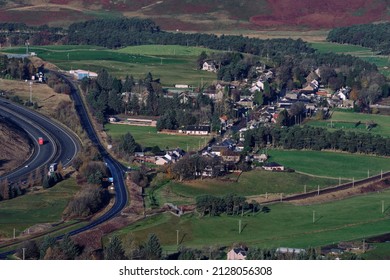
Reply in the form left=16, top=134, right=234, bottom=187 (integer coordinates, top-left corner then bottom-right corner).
left=0, top=0, right=388, bottom=30
left=0, top=119, right=32, bottom=176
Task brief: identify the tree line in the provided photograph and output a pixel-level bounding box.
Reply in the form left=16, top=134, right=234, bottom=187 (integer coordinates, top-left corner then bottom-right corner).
left=327, top=23, right=390, bottom=55
left=244, top=125, right=390, bottom=156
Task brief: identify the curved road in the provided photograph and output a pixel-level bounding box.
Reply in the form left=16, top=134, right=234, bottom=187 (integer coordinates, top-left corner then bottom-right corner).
left=0, top=73, right=128, bottom=258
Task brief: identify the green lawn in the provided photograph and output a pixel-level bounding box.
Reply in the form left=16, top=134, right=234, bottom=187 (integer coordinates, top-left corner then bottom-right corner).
left=105, top=123, right=211, bottom=151
left=113, top=189, right=390, bottom=250
left=307, top=110, right=390, bottom=137
left=267, top=150, right=390, bottom=179
left=0, top=178, right=80, bottom=238
left=117, top=45, right=216, bottom=56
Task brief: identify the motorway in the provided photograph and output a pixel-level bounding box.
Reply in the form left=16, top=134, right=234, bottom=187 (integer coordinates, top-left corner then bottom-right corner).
left=0, top=98, right=80, bottom=183
left=0, top=73, right=128, bottom=258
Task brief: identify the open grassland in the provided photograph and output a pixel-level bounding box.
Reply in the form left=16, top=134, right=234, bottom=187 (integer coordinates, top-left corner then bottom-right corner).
left=0, top=178, right=80, bottom=238
left=311, top=42, right=390, bottom=77
left=155, top=170, right=339, bottom=205
left=267, top=150, right=390, bottom=180
left=307, top=110, right=390, bottom=137
left=104, top=123, right=212, bottom=151
left=362, top=242, right=390, bottom=260
left=1, top=45, right=216, bottom=86
left=113, top=189, right=390, bottom=249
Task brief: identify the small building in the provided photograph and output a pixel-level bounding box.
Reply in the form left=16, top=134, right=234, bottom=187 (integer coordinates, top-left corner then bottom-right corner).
left=70, top=69, right=98, bottom=80
left=263, top=162, right=284, bottom=171
left=253, top=153, right=268, bottom=163
left=227, top=248, right=247, bottom=260
left=221, top=149, right=241, bottom=163
left=179, top=125, right=210, bottom=135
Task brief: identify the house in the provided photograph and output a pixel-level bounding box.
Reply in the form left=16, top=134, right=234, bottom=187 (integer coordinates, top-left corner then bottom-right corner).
left=179, top=125, right=210, bottom=135
left=210, top=146, right=228, bottom=157
left=202, top=61, right=217, bottom=72
left=237, top=98, right=254, bottom=109
left=263, top=162, right=284, bottom=171
left=227, top=247, right=247, bottom=260
left=235, top=141, right=245, bottom=152
left=221, top=149, right=241, bottom=163
left=276, top=247, right=306, bottom=254
left=253, top=153, right=268, bottom=162
left=155, top=156, right=170, bottom=165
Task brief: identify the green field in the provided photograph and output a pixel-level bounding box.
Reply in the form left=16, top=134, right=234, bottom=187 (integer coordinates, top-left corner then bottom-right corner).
left=307, top=110, right=390, bottom=137
left=105, top=123, right=211, bottom=151
left=113, top=189, right=390, bottom=250
left=0, top=178, right=80, bottom=238
left=1, top=45, right=217, bottom=86
left=311, top=42, right=390, bottom=77
left=151, top=170, right=339, bottom=207
left=267, top=150, right=390, bottom=179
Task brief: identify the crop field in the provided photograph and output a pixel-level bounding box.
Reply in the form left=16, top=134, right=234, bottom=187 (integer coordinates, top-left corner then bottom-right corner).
left=267, top=150, right=390, bottom=180
left=0, top=178, right=80, bottom=238
left=104, top=123, right=212, bottom=152
left=307, top=110, right=390, bottom=137
left=113, top=189, right=390, bottom=250
left=1, top=45, right=216, bottom=86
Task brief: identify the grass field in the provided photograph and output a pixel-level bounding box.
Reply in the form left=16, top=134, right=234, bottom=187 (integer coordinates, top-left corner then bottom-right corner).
left=104, top=123, right=212, bottom=152
left=153, top=170, right=339, bottom=206
left=1, top=45, right=217, bottom=87
left=311, top=42, right=390, bottom=77
left=267, top=150, right=390, bottom=179
left=113, top=189, right=390, bottom=250
left=307, top=110, right=390, bottom=137
left=0, top=178, right=80, bottom=238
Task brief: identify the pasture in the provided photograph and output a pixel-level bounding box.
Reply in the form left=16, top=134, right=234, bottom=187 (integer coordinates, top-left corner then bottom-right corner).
left=153, top=170, right=339, bottom=206
left=0, top=178, right=80, bottom=238
left=311, top=42, right=390, bottom=77
left=104, top=123, right=212, bottom=152
left=267, top=150, right=390, bottom=180
left=113, top=189, right=390, bottom=250
left=307, top=110, right=390, bottom=137
left=1, top=45, right=216, bottom=86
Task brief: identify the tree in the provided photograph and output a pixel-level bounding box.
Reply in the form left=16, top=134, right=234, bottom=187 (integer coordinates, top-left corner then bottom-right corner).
left=17, top=240, right=39, bottom=260
left=60, top=234, right=79, bottom=260
left=118, top=132, right=140, bottom=154
left=104, top=236, right=126, bottom=260
left=39, top=235, right=56, bottom=259
left=143, top=233, right=162, bottom=260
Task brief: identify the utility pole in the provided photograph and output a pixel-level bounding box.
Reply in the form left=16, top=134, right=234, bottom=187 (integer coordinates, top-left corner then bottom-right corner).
left=352, top=177, right=355, bottom=187
left=313, top=210, right=316, bottom=223
left=13, top=228, right=15, bottom=239
left=239, top=219, right=242, bottom=234
left=280, top=193, right=283, bottom=202
left=176, top=230, right=179, bottom=246
left=368, top=169, right=370, bottom=178
left=317, top=185, right=320, bottom=196
left=304, top=185, right=306, bottom=193
left=29, top=81, right=32, bottom=104
left=339, top=177, right=341, bottom=185
left=22, top=248, right=25, bottom=260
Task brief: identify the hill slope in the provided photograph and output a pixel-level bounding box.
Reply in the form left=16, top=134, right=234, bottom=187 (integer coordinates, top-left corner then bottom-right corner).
left=0, top=1, right=389, bottom=30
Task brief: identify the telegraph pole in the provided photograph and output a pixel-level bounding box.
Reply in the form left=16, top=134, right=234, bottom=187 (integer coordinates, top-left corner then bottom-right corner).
left=239, top=219, right=242, bottom=234
left=313, top=210, right=316, bottom=223
left=382, top=200, right=385, bottom=214
left=176, top=230, right=179, bottom=246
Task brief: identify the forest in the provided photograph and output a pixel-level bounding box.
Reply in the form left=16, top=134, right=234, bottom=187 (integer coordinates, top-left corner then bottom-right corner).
left=327, top=23, right=390, bottom=55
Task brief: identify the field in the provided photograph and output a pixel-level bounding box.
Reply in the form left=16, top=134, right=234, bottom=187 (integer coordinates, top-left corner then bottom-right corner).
left=311, top=42, right=390, bottom=78
left=307, top=110, right=390, bottom=137
left=267, top=150, right=390, bottom=180
left=0, top=178, right=80, bottom=239
left=113, top=189, right=390, bottom=250
left=152, top=170, right=339, bottom=206
left=104, top=123, right=212, bottom=152
left=1, top=45, right=217, bottom=87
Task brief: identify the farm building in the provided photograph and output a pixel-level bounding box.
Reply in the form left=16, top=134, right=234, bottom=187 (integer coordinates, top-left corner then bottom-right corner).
left=70, top=69, right=98, bottom=80
left=263, top=162, right=285, bottom=171
left=179, top=125, right=210, bottom=135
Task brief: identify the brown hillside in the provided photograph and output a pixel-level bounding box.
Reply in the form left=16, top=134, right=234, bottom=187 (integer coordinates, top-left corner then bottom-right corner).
left=0, top=0, right=388, bottom=30
left=0, top=120, right=32, bottom=176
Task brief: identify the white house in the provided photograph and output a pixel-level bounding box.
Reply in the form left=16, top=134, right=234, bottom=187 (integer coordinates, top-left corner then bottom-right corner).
left=202, top=61, right=217, bottom=72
